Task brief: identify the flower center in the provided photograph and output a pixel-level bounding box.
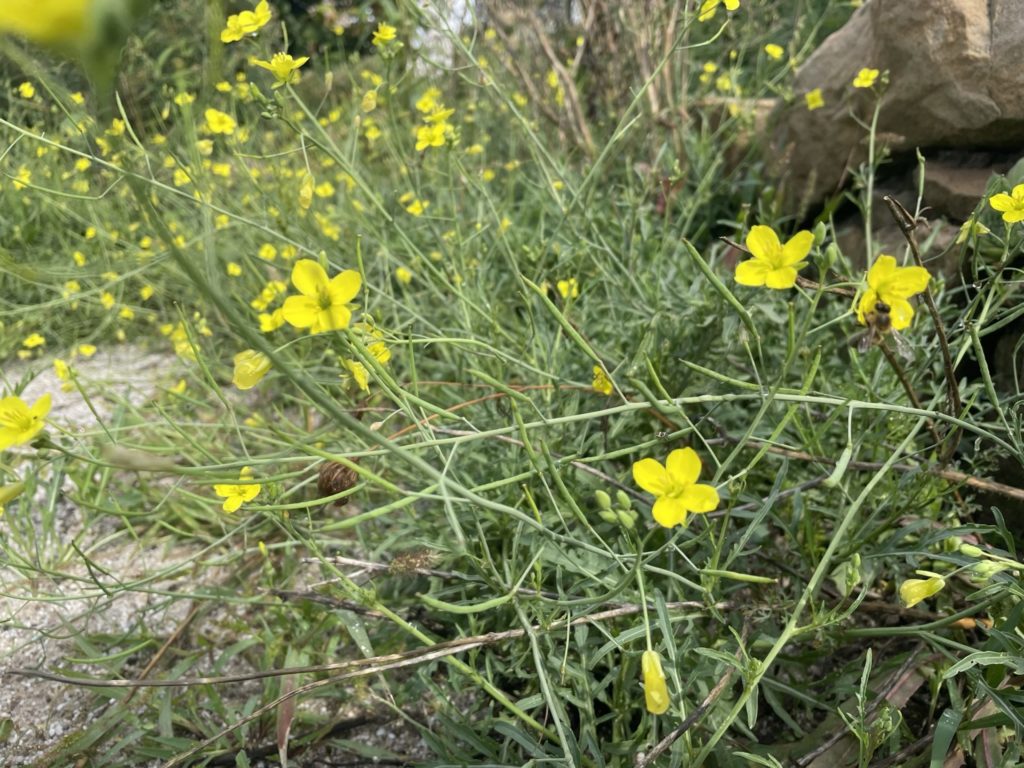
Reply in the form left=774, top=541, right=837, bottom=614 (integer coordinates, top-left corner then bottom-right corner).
left=317, top=287, right=333, bottom=310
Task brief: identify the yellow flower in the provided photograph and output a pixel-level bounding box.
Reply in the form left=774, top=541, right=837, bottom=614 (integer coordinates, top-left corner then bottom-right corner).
left=764, top=43, right=784, bottom=60
left=77, top=343, right=97, bottom=357
left=698, top=0, right=739, bottom=22
left=22, top=333, right=46, bottom=349
left=989, top=183, right=1024, bottom=224
left=214, top=466, right=261, bottom=512
left=735, top=225, right=813, bottom=290
left=259, top=309, right=286, bottom=332
left=956, top=219, right=990, bottom=244
left=592, top=366, right=613, bottom=396
left=415, top=122, right=447, bottom=151
left=227, top=261, right=243, bottom=276
left=899, top=571, right=945, bottom=608
left=395, top=266, right=413, bottom=285
left=405, top=198, right=428, bottom=216
left=852, top=67, right=879, bottom=89
left=18, top=81, right=35, bottom=99
left=416, top=86, right=441, bottom=114
left=855, top=255, right=930, bottom=331
left=220, top=0, right=271, bottom=43
left=342, top=359, right=370, bottom=392
left=0, top=393, right=51, bottom=451
left=633, top=448, right=719, bottom=528
left=252, top=52, right=309, bottom=87
left=557, top=278, right=579, bottom=299
left=641, top=650, right=670, bottom=714
left=205, top=108, right=235, bottom=135
left=368, top=340, right=391, bottom=365
left=805, top=88, right=825, bottom=111
left=281, top=259, right=361, bottom=334
left=232, top=349, right=271, bottom=390
left=371, top=22, right=396, bottom=46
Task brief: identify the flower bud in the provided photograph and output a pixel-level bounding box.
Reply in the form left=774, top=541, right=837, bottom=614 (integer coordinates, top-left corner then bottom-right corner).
left=641, top=650, right=670, bottom=714
left=812, top=221, right=827, bottom=245
left=959, top=543, right=984, bottom=558
left=615, top=490, right=632, bottom=510
left=598, top=509, right=619, bottom=524
left=971, top=561, right=1008, bottom=582
left=595, top=490, right=612, bottom=511
left=899, top=575, right=945, bottom=608
left=617, top=509, right=636, bottom=529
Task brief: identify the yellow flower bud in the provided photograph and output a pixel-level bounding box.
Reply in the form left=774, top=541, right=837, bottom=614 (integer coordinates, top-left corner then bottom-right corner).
left=641, top=650, right=670, bottom=714
left=899, top=574, right=945, bottom=608
left=232, top=349, right=271, bottom=390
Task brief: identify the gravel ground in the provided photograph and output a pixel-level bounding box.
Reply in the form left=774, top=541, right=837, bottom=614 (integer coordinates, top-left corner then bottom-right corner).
left=0, top=348, right=431, bottom=766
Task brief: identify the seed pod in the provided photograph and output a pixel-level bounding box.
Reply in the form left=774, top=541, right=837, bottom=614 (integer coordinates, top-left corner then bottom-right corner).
left=317, top=460, right=358, bottom=505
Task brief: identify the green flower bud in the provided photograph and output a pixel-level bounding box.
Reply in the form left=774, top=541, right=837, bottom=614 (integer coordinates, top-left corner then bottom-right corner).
left=812, top=221, right=827, bottom=245
left=595, top=490, right=612, bottom=511
left=617, top=509, right=636, bottom=529
left=823, top=243, right=841, bottom=270
left=598, top=509, right=619, bottom=524
left=959, top=543, right=984, bottom=558
left=971, top=561, right=1009, bottom=582
left=615, top=490, right=632, bottom=510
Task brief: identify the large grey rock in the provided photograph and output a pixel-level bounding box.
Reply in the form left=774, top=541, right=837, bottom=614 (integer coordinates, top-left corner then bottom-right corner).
left=771, top=0, right=1024, bottom=213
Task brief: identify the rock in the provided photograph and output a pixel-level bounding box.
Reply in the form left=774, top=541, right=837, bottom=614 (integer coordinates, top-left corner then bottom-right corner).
left=770, top=0, right=1024, bottom=214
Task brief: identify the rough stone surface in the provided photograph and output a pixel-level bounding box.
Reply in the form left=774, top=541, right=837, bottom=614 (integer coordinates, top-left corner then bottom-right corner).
left=771, top=0, right=1024, bottom=212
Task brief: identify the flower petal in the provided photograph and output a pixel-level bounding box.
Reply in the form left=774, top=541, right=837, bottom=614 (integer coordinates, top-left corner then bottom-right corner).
left=633, top=458, right=670, bottom=496
left=764, top=266, right=798, bottom=289
left=735, top=259, right=770, bottom=287
left=680, top=483, right=720, bottom=514
left=883, top=266, right=930, bottom=298
left=745, top=225, right=781, bottom=263
left=989, top=193, right=1015, bottom=212
left=665, top=447, right=701, bottom=487
left=652, top=496, right=688, bottom=528
left=856, top=289, right=879, bottom=325
left=867, top=255, right=897, bottom=290
left=222, top=494, right=244, bottom=513
left=29, top=393, right=52, bottom=420
left=328, top=269, right=362, bottom=304
left=281, top=295, right=320, bottom=328
left=291, top=259, right=328, bottom=297
left=781, top=230, right=814, bottom=266
left=888, top=298, right=914, bottom=330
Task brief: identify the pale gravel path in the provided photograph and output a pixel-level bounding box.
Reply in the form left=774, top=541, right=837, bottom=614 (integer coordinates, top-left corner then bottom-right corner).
left=0, top=346, right=430, bottom=766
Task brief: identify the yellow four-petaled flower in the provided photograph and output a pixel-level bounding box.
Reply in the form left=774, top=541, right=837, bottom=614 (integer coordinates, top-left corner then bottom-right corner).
left=735, top=225, right=813, bottom=290
left=252, top=52, right=309, bottom=87
left=214, top=466, right=261, bottom=512
left=0, top=393, right=52, bottom=451
left=632, top=447, right=719, bottom=528
left=221, top=0, right=272, bottom=43
left=281, top=259, right=361, bottom=334
left=989, top=183, right=1024, bottom=224
left=855, top=255, right=930, bottom=331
